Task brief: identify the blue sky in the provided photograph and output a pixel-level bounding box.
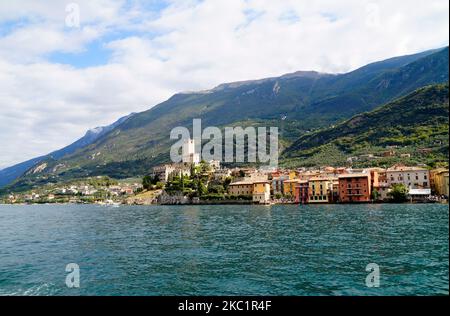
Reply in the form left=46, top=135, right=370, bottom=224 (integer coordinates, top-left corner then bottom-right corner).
left=0, top=0, right=448, bottom=169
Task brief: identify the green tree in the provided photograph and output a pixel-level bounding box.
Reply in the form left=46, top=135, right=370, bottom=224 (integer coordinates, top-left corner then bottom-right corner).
left=371, top=189, right=380, bottom=201
left=388, top=184, right=409, bottom=203
left=208, top=184, right=224, bottom=194
left=223, top=177, right=232, bottom=191
left=142, top=175, right=152, bottom=190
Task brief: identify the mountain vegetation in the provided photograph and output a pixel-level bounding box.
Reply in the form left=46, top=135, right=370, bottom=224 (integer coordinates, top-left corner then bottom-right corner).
left=0, top=47, right=448, bottom=195
left=283, top=84, right=449, bottom=168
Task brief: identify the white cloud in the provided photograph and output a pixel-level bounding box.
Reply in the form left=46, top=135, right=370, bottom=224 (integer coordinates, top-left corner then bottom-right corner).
left=0, top=0, right=448, bottom=169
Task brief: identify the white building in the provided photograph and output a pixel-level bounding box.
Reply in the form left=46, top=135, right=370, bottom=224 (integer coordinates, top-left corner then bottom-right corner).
left=214, top=168, right=231, bottom=180
left=152, top=163, right=192, bottom=183
left=152, top=164, right=176, bottom=182
left=182, top=139, right=200, bottom=165
left=386, top=166, right=430, bottom=189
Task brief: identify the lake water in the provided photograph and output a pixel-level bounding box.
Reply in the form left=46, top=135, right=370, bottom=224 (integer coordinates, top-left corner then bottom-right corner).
left=0, top=204, right=448, bottom=296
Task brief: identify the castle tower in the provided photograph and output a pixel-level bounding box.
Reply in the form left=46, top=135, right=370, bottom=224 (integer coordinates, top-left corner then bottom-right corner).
left=182, top=139, right=200, bottom=165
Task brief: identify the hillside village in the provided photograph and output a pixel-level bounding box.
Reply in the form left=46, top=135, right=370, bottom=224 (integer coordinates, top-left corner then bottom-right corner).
left=4, top=137, right=448, bottom=206
left=148, top=161, right=449, bottom=205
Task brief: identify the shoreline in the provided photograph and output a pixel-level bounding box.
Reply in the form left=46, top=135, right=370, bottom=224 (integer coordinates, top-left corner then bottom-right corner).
left=1, top=201, right=447, bottom=206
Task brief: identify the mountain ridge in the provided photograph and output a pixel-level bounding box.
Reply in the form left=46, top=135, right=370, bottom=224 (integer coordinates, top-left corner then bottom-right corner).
left=283, top=83, right=449, bottom=168
left=0, top=113, right=135, bottom=188
left=1, top=46, right=448, bottom=194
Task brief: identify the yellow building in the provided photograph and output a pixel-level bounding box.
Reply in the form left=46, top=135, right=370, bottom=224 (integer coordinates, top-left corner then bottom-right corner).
left=228, top=180, right=271, bottom=204
left=228, top=181, right=253, bottom=196
left=252, top=181, right=271, bottom=204
left=431, top=169, right=449, bottom=196
left=308, top=177, right=333, bottom=203
left=283, top=179, right=301, bottom=197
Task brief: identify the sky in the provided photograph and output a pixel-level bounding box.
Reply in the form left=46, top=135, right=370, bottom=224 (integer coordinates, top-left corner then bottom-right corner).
left=0, top=0, right=448, bottom=170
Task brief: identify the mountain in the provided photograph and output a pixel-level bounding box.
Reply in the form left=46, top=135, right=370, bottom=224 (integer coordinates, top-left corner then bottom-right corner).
left=1, top=47, right=448, bottom=194
left=283, top=84, right=449, bottom=167
left=0, top=113, right=134, bottom=188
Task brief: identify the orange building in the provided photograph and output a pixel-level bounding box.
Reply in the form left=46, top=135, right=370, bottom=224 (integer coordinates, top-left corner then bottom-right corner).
left=294, top=180, right=309, bottom=204
left=338, top=173, right=372, bottom=203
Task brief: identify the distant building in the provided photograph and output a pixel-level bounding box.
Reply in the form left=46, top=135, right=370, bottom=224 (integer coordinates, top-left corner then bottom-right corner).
left=252, top=181, right=271, bottom=204
left=408, top=189, right=431, bottom=203
left=386, top=166, right=430, bottom=189
left=430, top=169, right=449, bottom=197
left=374, top=183, right=391, bottom=201
left=338, top=173, right=372, bottom=203
left=228, top=181, right=253, bottom=196
left=308, top=177, right=334, bottom=203
left=213, top=168, right=231, bottom=181
left=228, top=180, right=271, bottom=204
left=182, top=139, right=200, bottom=165
left=283, top=179, right=301, bottom=197
left=272, top=176, right=289, bottom=195
left=152, top=163, right=192, bottom=183
left=382, top=150, right=395, bottom=157
left=294, top=180, right=309, bottom=204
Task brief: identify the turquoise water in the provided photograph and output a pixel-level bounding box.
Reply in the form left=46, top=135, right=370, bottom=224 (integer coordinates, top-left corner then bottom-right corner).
left=0, top=204, right=448, bottom=296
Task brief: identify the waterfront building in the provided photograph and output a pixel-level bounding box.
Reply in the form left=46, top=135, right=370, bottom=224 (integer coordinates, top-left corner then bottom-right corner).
left=283, top=179, right=301, bottom=197
left=252, top=181, right=271, bottom=204
left=338, top=173, right=372, bottom=203
left=430, top=169, right=449, bottom=196
left=294, top=180, right=309, bottom=204
left=228, top=181, right=254, bottom=196
left=272, top=175, right=289, bottom=195
left=373, top=183, right=391, bottom=201
left=408, top=189, right=432, bottom=203
left=331, top=178, right=340, bottom=202
left=386, top=166, right=430, bottom=189
left=308, top=177, right=334, bottom=203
